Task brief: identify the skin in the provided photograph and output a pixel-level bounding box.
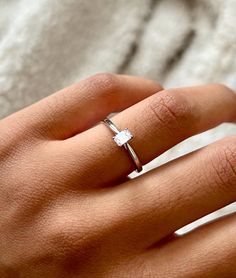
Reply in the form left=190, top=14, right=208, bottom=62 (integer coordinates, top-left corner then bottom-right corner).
left=0, top=73, right=236, bottom=277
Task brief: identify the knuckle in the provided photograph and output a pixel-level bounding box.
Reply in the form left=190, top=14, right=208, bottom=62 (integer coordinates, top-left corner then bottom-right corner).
left=210, top=137, right=236, bottom=192
left=40, top=220, right=103, bottom=274
left=0, top=119, right=23, bottom=160
left=148, top=89, right=194, bottom=133
left=44, top=211, right=102, bottom=260
left=86, top=72, right=119, bottom=93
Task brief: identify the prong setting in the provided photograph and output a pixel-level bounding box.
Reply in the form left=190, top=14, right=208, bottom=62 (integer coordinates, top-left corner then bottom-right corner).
left=113, top=128, right=133, bottom=146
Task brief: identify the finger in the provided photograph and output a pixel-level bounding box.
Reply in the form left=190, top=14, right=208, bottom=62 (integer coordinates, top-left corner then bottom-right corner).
left=3, top=73, right=162, bottom=139
left=65, top=84, right=236, bottom=186
left=144, top=212, right=236, bottom=278
left=102, top=135, right=236, bottom=249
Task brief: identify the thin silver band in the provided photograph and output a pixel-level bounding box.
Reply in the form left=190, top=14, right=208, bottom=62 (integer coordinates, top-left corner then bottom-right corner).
left=103, top=118, right=143, bottom=173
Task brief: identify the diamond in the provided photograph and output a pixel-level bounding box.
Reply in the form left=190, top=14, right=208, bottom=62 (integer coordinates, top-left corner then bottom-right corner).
left=113, top=128, right=133, bottom=146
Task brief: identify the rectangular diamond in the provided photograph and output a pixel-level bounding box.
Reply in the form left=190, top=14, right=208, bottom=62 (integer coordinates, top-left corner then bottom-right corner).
left=113, top=128, right=133, bottom=146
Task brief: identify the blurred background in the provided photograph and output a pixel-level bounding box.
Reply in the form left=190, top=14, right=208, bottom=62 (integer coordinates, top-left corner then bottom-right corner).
left=0, top=0, right=236, bottom=232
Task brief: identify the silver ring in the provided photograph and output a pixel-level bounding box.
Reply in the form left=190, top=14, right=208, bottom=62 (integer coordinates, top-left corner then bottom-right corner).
left=103, top=118, right=143, bottom=173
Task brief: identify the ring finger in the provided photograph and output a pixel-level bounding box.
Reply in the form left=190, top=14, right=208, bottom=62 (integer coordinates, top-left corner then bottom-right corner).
left=64, top=84, right=236, bottom=186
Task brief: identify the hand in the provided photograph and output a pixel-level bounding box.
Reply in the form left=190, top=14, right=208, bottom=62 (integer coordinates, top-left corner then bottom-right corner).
left=0, top=73, right=236, bottom=278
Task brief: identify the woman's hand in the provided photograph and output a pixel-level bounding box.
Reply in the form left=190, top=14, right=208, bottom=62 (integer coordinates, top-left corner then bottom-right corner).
left=0, top=73, right=236, bottom=278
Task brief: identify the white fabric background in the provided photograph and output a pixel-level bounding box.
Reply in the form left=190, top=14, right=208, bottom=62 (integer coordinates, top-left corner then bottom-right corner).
left=0, top=0, right=236, bottom=231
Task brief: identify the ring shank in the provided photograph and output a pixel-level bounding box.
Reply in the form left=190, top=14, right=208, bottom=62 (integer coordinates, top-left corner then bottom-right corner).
left=124, top=143, right=143, bottom=172
left=103, top=118, right=120, bottom=134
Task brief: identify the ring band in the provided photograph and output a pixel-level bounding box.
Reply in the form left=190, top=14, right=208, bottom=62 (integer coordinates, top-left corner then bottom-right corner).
left=103, top=118, right=143, bottom=173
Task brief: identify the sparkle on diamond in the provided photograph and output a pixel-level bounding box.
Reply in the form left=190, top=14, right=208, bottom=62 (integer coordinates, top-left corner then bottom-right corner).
left=113, top=128, right=133, bottom=146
